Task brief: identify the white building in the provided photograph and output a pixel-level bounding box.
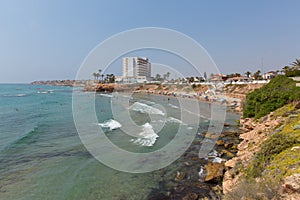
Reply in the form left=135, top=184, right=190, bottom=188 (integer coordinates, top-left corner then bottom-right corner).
left=118, top=57, right=152, bottom=83
left=262, top=71, right=278, bottom=80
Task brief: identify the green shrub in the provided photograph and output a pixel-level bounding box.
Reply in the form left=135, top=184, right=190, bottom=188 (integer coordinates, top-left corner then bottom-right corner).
left=286, top=69, right=300, bottom=77
left=243, top=75, right=300, bottom=118
left=246, top=114, right=300, bottom=178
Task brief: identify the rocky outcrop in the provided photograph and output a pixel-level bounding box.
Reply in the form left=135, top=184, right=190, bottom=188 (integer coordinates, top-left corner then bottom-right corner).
left=84, top=83, right=139, bottom=92
left=222, top=111, right=285, bottom=194
left=204, top=161, right=225, bottom=183
left=222, top=103, right=300, bottom=200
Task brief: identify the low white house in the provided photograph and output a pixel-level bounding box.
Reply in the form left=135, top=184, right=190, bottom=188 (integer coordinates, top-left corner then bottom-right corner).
left=262, top=71, right=278, bottom=80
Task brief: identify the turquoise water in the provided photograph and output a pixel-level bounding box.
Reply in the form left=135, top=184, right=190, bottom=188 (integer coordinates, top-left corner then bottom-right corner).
left=0, top=84, right=238, bottom=199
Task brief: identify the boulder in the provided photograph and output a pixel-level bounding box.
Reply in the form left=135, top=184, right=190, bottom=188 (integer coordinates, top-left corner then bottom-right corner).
left=204, top=161, right=225, bottom=183
left=224, top=142, right=234, bottom=149
left=216, top=140, right=225, bottom=146
left=220, top=149, right=235, bottom=159
left=204, top=132, right=219, bottom=139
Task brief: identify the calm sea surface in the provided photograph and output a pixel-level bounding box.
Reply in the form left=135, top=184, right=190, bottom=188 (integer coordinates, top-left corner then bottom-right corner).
left=0, top=84, right=238, bottom=200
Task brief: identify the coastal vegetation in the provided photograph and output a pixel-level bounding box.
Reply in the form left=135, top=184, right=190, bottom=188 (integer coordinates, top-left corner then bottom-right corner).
left=224, top=103, right=300, bottom=200
left=282, top=58, right=300, bottom=77
left=243, top=75, right=300, bottom=119
left=92, top=69, right=115, bottom=83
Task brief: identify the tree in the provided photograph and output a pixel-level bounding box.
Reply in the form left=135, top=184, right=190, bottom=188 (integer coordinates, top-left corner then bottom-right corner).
left=203, top=72, right=207, bottom=81
left=155, top=74, right=162, bottom=81
left=290, top=58, right=300, bottom=69
left=187, top=77, right=195, bottom=83
left=164, top=72, right=170, bottom=81
left=253, top=70, right=261, bottom=80
left=282, top=66, right=290, bottom=75
left=245, top=71, right=251, bottom=78
left=92, top=73, right=97, bottom=81
left=98, top=69, right=102, bottom=81
left=107, top=74, right=115, bottom=83
left=228, top=73, right=241, bottom=78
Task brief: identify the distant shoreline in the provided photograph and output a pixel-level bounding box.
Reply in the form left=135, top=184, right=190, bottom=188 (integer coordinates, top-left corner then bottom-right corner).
left=30, top=80, right=88, bottom=87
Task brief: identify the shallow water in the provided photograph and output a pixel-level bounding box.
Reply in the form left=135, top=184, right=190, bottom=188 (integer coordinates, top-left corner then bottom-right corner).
left=0, top=84, right=239, bottom=199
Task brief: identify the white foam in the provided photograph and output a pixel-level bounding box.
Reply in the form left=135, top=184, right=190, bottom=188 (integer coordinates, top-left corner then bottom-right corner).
left=168, top=103, right=179, bottom=109
left=208, top=149, right=219, bottom=157
left=99, top=93, right=113, bottom=98
left=198, top=166, right=204, bottom=177
left=130, top=102, right=165, bottom=116
left=187, top=127, right=193, bottom=130
left=132, top=123, right=159, bottom=147
left=212, top=157, right=223, bottom=163
left=37, top=91, right=51, bottom=94
left=139, top=99, right=155, bottom=105
left=98, top=119, right=122, bottom=130
left=167, top=117, right=183, bottom=124
left=4, top=93, right=27, bottom=97
left=17, top=93, right=27, bottom=96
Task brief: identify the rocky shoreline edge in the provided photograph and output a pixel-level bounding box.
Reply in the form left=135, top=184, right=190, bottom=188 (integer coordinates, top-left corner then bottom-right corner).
left=146, top=121, right=241, bottom=200
left=222, top=102, right=300, bottom=200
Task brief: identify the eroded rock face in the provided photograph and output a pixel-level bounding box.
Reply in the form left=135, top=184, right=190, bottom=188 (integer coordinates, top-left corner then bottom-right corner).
left=222, top=111, right=288, bottom=194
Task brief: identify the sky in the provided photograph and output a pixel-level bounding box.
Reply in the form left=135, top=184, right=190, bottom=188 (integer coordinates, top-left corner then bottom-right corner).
left=1, top=0, right=300, bottom=83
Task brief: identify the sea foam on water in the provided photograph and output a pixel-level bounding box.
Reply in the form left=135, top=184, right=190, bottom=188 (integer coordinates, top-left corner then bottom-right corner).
left=133, top=123, right=159, bottom=147
left=130, top=102, right=165, bottom=116
left=98, top=119, right=122, bottom=130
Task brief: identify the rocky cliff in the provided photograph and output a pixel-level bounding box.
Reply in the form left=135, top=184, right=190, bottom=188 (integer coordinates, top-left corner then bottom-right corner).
left=223, top=102, right=300, bottom=200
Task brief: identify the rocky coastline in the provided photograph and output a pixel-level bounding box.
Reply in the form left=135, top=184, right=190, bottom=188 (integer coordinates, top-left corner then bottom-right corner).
left=222, top=102, right=300, bottom=200
left=147, top=120, right=241, bottom=200
left=34, top=80, right=297, bottom=199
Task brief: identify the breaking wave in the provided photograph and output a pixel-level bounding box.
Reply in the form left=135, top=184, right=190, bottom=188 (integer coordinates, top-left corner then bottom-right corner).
left=166, top=117, right=183, bottom=124
left=98, top=119, right=122, bottom=130
left=130, top=102, right=165, bottom=116
left=132, top=123, right=159, bottom=147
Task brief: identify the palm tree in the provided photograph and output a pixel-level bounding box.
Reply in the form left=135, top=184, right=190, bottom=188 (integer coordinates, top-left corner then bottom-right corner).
left=98, top=69, right=102, bottom=82
left=290, top=58, right=300, bottom=70
left=253, top=70, right=261, bottom=80
left=282, top=66, right=290, bottom=75
left=166, top=72, right=170, bottom=80
left=92, top=73, right=97, bottom=81
left=163, top=72, right=170, bottom=81
left=155, top=74, right=161, bottom=81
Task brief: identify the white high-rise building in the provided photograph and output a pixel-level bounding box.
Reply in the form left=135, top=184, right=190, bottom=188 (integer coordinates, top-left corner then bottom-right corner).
left=122, top=57, right=151, bottom=78
left=119, top=57, right=151, bottom=83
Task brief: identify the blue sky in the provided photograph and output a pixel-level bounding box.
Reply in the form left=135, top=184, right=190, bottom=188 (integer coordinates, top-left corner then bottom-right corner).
left=1, top=0, right=300, bottom=83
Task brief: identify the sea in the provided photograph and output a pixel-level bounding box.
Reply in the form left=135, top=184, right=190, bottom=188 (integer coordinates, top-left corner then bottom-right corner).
left=0, top=84, right=239, bottom=200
